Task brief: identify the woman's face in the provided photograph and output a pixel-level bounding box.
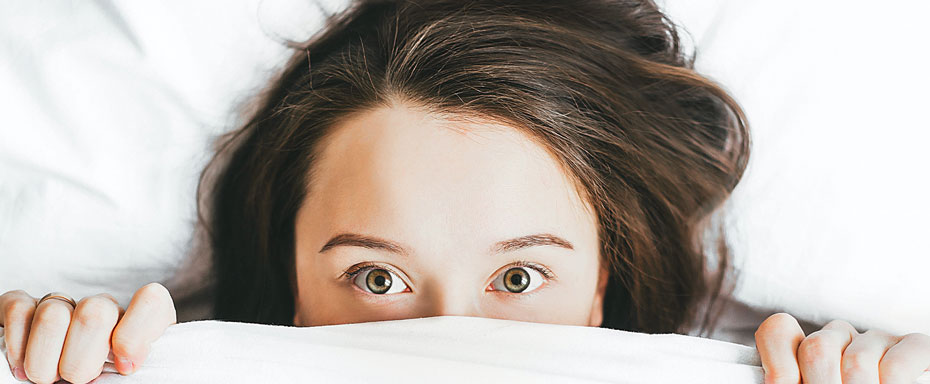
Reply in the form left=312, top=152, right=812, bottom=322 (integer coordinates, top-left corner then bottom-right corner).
left=292, top=100, right=607, bottom=327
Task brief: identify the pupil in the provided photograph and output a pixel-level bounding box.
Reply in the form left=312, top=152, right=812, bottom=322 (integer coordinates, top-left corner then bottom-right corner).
left=504, top=268, right=529, bottom=293
left=367, top=269, right=392, bottom=294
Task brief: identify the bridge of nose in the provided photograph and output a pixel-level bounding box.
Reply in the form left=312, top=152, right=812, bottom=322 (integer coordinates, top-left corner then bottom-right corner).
left=411, top=274, right=488, bottom=318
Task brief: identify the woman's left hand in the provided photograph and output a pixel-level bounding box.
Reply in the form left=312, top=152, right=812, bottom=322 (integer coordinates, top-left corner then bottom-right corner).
left=754, top=313, right=930, bottom=384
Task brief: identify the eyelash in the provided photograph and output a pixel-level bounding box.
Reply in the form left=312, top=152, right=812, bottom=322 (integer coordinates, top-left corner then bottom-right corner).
left=508, top=260, right=556, bottom=280
left=339, top=260, right=557, bottom=287
left=340, top=261, right=404, bottom=280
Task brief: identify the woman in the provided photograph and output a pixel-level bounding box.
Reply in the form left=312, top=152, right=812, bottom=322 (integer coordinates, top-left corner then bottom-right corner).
left=2, top=0, right=928, bottom=383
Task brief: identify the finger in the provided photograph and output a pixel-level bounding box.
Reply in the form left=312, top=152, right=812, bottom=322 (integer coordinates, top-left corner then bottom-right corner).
left=798, top=323, right=855, bottom=384
left=755, top=313, right=805, bottom=384
left=23, top=298, right=74, bottom=384
left=110, top=283, right=177, bottom=375
left=840, top=329, right=897, bottom=384
left=0, top=291, right=37, bottom=381
left=58, top=294, right=121, bottom=384
left=821, top=319, right=860, bottom=338
left=879, top=332, right=930, bottom=384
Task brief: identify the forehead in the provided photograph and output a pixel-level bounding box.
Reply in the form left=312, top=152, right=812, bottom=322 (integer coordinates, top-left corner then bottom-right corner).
left=301, top=100, right=596, bottom=256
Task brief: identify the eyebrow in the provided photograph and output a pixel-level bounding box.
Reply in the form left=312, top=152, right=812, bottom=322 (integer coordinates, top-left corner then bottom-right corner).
left=490, top=233, right=574, bottom=253
left=319, top=233, right=408, bottom=256
left=318, top=232, right=574, bottom=256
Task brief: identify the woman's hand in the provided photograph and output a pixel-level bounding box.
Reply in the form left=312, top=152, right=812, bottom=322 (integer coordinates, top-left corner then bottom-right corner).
left=0, top=283, right=176, bottom=384
left=755, top=313, right=930, bottom=384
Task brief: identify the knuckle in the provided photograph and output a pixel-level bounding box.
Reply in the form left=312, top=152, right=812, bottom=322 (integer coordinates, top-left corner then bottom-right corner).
left=135, top=282, right=177, bottom=323
left=879, top=356, right=907, bottom=373
left=903, top=332, right=930, bottom=346
left=841, top=352, right=875, bottom=378
left=33, top=302, right=73, bottom=329
left=756, top=313, right=797, bottom=337
left=5, top=298, right=37, bottom=321
left=138, top=282, right=171, bottom=302
left=1, top=290, right=31, bottom=301
left=824, top=319, right=856, bottom=332
left=824, top=319, right=848, bottom=327
left=767, top=312, right=797, bottom=324
left=73, top=297, right=118, bottom=328
left=797, top=334, right=836, bottom=367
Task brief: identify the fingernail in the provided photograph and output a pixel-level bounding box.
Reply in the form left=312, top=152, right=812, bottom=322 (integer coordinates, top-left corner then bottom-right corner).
left=12, top=367, right=26, bottom=381
left=116, top=357, right=135, bottom=375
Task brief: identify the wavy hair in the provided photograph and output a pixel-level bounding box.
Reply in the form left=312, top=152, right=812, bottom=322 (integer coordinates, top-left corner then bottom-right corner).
left=198, top=0, right=750, bottom=335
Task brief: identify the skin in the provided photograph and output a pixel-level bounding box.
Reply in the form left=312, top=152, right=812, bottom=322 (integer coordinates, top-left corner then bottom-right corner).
left=291, top=100, right=607, bottom=327
left=0, top=284, right=175, bottom=383
left=1, top=101, right=927, bottom=383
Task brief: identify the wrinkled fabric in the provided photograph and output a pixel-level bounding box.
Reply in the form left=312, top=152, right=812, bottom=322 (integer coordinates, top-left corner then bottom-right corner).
left=2, top=317, right=928, bottom=384
left=2, top=317, right=762, bottom=383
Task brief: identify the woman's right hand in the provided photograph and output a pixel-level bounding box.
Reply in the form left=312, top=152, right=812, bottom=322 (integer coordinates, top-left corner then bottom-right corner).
left=0, top=283, right=177, bottom=384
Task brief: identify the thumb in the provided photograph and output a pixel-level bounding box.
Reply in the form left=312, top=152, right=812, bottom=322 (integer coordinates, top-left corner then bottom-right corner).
left=109, top=283, right=177, bottom=375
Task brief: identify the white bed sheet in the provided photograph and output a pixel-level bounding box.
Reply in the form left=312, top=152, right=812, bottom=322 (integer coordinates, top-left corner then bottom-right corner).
left=2, top=316, right=928, bottom=384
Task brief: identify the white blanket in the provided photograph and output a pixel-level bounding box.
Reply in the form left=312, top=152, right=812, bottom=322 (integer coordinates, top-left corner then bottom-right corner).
left=1, top=316, right=928, bottom=384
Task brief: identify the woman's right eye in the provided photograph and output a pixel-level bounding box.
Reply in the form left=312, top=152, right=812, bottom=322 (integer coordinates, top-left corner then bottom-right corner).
left=352, top=267, right=410, bottom=295
left=488, top=266, right=545, bottom=293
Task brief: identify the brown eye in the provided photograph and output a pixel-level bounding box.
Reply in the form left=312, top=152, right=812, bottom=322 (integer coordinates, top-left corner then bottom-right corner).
left=503, top=267, right=530, bottom=293
left=366, top=268, right=392, bottom=294
left=489, top=266, right=547, bottom=293
left=352, top=267, right=408, bottom=295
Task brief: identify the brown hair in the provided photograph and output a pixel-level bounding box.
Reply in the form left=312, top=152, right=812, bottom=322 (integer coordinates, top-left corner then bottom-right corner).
left=199, top=0, right=749, bottom=335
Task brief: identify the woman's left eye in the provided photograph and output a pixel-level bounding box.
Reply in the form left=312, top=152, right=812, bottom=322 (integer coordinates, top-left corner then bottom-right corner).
left=352, top=267, right=409, bottom=295
left=488, top=266, right=546, bottom=293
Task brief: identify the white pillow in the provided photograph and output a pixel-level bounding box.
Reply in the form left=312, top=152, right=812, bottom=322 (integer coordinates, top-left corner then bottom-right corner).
left=662, top=0, right=930, bottom=335
left=0, top=0, right=303, bottom=306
